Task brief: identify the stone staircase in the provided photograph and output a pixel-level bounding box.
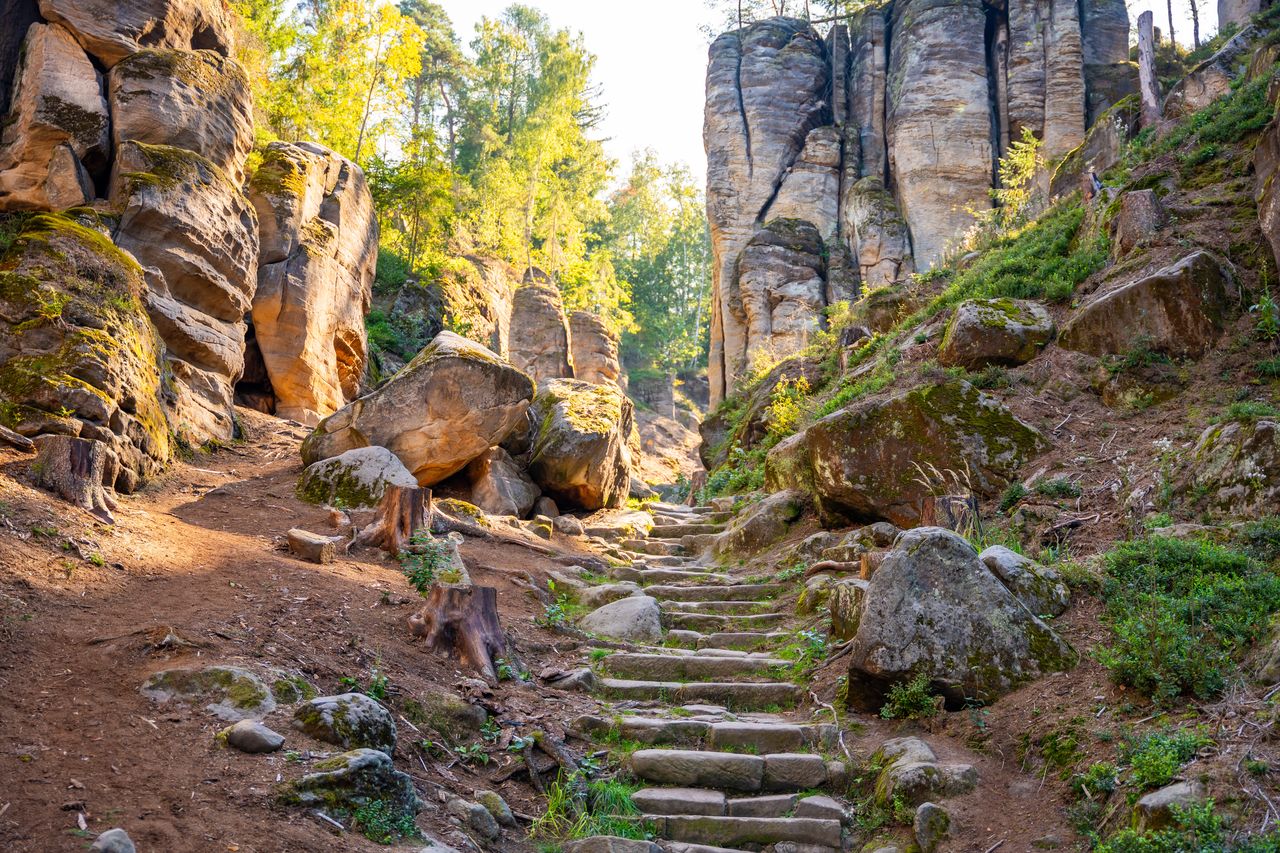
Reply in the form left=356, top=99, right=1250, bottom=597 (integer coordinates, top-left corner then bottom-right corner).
left=572, top=501, right=854, bottom=853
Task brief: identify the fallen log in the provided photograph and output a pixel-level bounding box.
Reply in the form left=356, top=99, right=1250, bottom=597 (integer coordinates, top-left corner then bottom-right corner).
left=287, top=529, right=348, bottom=564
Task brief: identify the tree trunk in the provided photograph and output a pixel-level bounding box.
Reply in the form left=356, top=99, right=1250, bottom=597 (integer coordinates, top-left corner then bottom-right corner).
left=1166, top=0, right=1176, bottom=48
left=288, top=528, right=347, bottom=564
left=1189, top=0, right=1200, bottom=48
left=1138, top=12, right=1163, bottom=128
left=408, top=584, right=506, bottom=682
left=32, top=435, right=116, bottom=523
left=357, top=486, right=431, bottom=554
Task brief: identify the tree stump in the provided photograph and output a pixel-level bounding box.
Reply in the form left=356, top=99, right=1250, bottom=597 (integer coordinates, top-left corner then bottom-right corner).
left=920, top=494, right=979, bottom=535
left=408, top=584, right=506, bottom=683
left=1138, top=11, right=1162, bottom=128
left=859, top=551, right=886, bottom=580
left=686, top=470, right=708, bottom=506
left=356, top=486, right=431, bottom=554
left=32, top=435, right=116, bottom=523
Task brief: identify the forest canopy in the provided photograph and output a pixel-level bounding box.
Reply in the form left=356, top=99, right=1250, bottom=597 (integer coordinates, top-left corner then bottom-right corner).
left=231, top=0, right=711, bottom=373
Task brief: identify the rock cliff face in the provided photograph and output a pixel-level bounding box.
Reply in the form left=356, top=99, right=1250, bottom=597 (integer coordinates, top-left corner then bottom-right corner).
left=705, top=3, right=1133, bottom=403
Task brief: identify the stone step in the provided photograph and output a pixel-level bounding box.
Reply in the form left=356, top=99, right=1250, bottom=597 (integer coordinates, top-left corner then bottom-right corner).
left=651, top=502, right=702, bottom=515
left=629, top=750, right=845, bottom=794
left=663, top=611, right=788, bottom=633
left=650, top=522, right=724, bottom=537
left=613, top=567, right=732, bottom=585
left=622, top=539, right=685, bottom=557
left=645, top=583, right=787, bottom=602
left=665, top=630, right=789, bottom=651
left=679, top=533, right=721, bottom=553
left=572, top=715, right=836, bottom=753
left=646, top=815, right=842, bottom=850
left=599, top=653, right=787, bottom=682
left=635, top=789, right=839, bottom=821
left=632, top=555, right=696, bottom=568
left=597, top=679, right=799, bottom=710
left=661, top=600, right=774, bottom=615
left=662, top=843, right=756, bottom=853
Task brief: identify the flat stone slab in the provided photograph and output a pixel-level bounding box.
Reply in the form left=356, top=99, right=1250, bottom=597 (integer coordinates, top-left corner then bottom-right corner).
left=707, top=722, right=806, bottom=754
left=621, top=539, right=684, bottom=556
left=630, top=749, right=764, bottom=791
left=645, top=583, right=788, bottom=602
left=650, top=522, right=725, bottom=537
left=663, top=611, right=788, bottom=632
left=598, top=679, right=799, bottom=710
left=661, top=600, right=774, bottom=615
left=762, top=753, right=831, bottom=791
left=726, top=793, right=797, bottom=818
left=602, top=653, right=785, bottom=682
left=632, top=787, right=726, bottom=816
left=647, top=815, right=843, bottom=848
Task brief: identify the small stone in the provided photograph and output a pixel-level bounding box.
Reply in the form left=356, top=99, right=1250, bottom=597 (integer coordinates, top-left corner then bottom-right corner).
left=446, top=797, right=500, bottom=840
left=563, top=838, right=662, bottom=853
left=794, top=794, right=849, bottom=824
left=222, top=719, right=284, bottom=753
left=914, top=802, right=950, bottom=853
left=473, top=789, right=516, bottom=827
left=554, top=515, right=586, bottom=535
left=90, top=828, right=136, bottom=853
left=1135, top=780, right=1207, bottom=831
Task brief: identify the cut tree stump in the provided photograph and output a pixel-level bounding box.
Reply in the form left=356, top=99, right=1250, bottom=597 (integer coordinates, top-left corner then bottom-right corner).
left=32, top=435, right=116, bottom=523
left=287, top=529, right=348, bottom=564
left=356, top=486, right=431, bottom=554
left=408, top=583, right=506, bottom=683
left=859, top=551, right=886, bottom=580
left=920, top=494, right=979, bottom=534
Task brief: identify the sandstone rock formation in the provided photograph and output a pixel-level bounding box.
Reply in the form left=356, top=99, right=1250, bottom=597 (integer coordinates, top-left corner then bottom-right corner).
left=301, top=332, right=534, bottom=487
left=765, top=381, right=1046, bottom=527
left=466, top=446, right=541, bottom=518
left=1164, top=25, right=1258, bottom=119
left=704, top=8, right=1132, bottom=402
left=1221, top=0, right=1262, bottom=30
left=569, top=311, right=623, bottom=388
left=37, top=0, right=235, bottom=68
left=509, top=282, right=573, bottom=383
left=249, top=141, right=377, bottom=425
left=528, top=378, right=636, bottom=510
left=1187, top=418, right=1280, bottom=515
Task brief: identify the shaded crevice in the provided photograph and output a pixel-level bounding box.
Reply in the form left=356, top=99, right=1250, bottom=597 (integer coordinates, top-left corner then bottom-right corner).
left=984, top=2, right=1005, bottom=189
left=735, top=32, right=753, bottom=178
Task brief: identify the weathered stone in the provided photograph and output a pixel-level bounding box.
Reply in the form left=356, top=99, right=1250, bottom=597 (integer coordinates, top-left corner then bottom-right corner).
left=570, top=311, right=624, bottom=388
left=563, top=838, right=661, bottom=853
left=1257, top=91, right=1280, bottom=273
left=914, top=802, right=950, bottom=853
left=578, top=595, right=662, bottom=644
left=979, top=545, right=1071, bottom=617
left=142, top=665, right=275, bottom=721
left=700, top=355, right=825, bottom=470
left=1221, top=0, right=1262, bottom=29
left=447, top=797, right=500, bottom=840
left=633, top=788, right=726, bottom=817
left=1165, top=26, right=1256, bottom=118
left=529, top=378, right=635, bottom=510
left=579, top=582, right=642, bottom=609
left=734, top=218, right=828, bottom=374
left=292, top=693, right=396, bottom=755
left=849, top=8, right=889, bottom=181
left=873, top=737, right=978, bottom=806
left=939, top=299, right=1055, bottom=370
left=302, top=332, right=533, bottom=486
left=887, top=0, right=992, bottom=267
left=90, top=829, right=136, bottom=853
left=473, top=790, right=516, bottom=827
left=1134, top=780, right=1207, bottom=831
left=848, top=528, right=1075, bottom=708
left=852, top=286, right=928, bottom=334
left=795, top=795, right=848, bottom=824
left=37, top=0, right=235, bottom=68
left=0, top=23, right=108, bottom=211
left=1051, top=95, right=1139, bottom=198
left=767, top=126, right=842, bottom=239
left=843, top=177, right=915, bottom=288
left=766, top=381, right=1046, bottom=528
left=249, top=141, right=377, bottom=424
left=279, top=748, right=419, bottom=819
left=711, top=489, right=807, bottom=557
left=297, top=446, right=417, bottom=508
left=1111, top=189, right=1166, bottom=257
left=1058, top=252, right=1233, bottom=359
left=761, top=753, right=829, bottom=791
left=222, top=719, right=285, bottom=753
left=1004, top=0, right=1087, bottom=164
left=466, top=446, right=540, bottom=517
left=509, top=282, right=572, bottom=383
left=630, top=749, right=764, bottom=792
left=829, top=578, right=870, bottom=641
left=1187, top=418, right=1280, bottom=515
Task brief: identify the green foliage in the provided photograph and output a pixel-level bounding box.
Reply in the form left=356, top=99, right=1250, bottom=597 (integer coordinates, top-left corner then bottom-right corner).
left=1106, top=338, right=1173, bottom=375
left=1130, top=70, right=1277, bottom=165
left=1122, top=727, right=1212, bottom=789
left=399, top=531, right=454, bottom=594
left=1258, top=357, right=1280, bottom=378
left=530, top=772, right=647, bottom=840
left=1220, top=400, right=1280, bottom=422
left=1253, top=292, right=1280, bottom=341
left=1095, top=801, right=1280, bottom=853
left=339, top=670, right=390, bottom=701
left=374, top=248, right=410, bottom=295
left=879, top=672, right=942, bottom=720
left=1237, top=517, right=1280, bottom=565
left=778, top=628, right=828, bottom=680
left=1000, top=482, right=1028, bottom=513
left=1096, top=537, right=1280, bottom=703
left=351, top=798, right=418, bottom=844
left=764, top=375, right=811, bottom=445
left=992, top=127, right=1044, bottom=228
left=1071, top=761, right=1119, bottom=799
left=1036, top=477, right=1083, bottom=499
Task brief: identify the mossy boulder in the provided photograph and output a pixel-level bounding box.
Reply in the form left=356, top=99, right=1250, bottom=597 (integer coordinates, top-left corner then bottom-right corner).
left=829, top=578, right=870, bottom=641
left=1185, top=418, right=1280, bottom=515
left=141, top=665, right=275, bottom=721
left=292, top=693, right=397, bottom=755
left=711, top=489, right=808, bottom=558
left=938, top=299, right=1054, bottom=370
left=765, top=381, right=1046, bottom=528
left=528, top=378, right=635, bottom=510
left=699, top=355, right=825, bottom=470
left=406, top=689, right=487, bottom=741
left=297, top=446, right=417, bottom=508
left=278, top=748, right=419, bottom=822
left=301, top=331, right=534, bottom=486
left=1058, top=252, right=1234, bottom=359
left=978, top=545, right=1070, bottom=617
left=847, top=528, right=1076, bottom=710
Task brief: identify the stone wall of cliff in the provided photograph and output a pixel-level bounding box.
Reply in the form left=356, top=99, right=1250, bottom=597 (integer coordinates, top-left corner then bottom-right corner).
left=705, top=1, right=1135, bottom=404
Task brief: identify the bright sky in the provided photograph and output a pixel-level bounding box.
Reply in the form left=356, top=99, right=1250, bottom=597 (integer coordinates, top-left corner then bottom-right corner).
left=437, top=1, right=1224, bottom=189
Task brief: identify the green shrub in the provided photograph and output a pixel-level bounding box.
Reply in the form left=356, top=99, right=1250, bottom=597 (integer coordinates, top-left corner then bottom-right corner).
left=1096, top=537, right=1280, bottom=703
left=1257, top=357, right=1280, bottom=378
left=1095, top=801, right=1280, bottom=852
left=1220, top=400, right=1280, bottom=422
left=999, top=482, right=1028, bottom=513
left=1133, top=71, right=1276, bottom=164
left=1071, top=761, right=1119, bottom=799
left=1238, top=517, right=1280, bottom=565
left=351, top=798, right=418, bottom=844
left=399, top=532, right=454, bottom=594
left=1036, top=477, right=1083, bottom=499
left=1122, top=727, right=1212, bottom=789
left=880, top=672, right=942, bottom=720
left=374, top=247, right=410, bottom=295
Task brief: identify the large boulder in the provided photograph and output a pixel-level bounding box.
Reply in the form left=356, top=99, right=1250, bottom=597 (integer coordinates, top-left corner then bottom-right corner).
left=0, top=211, right=172, bottom=490
left=508, top=282, right=572, bottom=384
left=1185, top=418, right=1280, bottom=516
left=578, top=595, right=662, bottom=644
left=528, top=378, right=635, bottom=510
left=1257, top=93, right=1280, bottom=272
left=301, top=331, right=534, bottom=486
left=466, top=446, right=540, bottom=518
left=0, top=22, right=109, bottom=211
left=1058, top=252, right=1233, bottom=359
left=569, top=311, right=623, bottom=388
left=37, top=0, right=235, bottom=68
left=766, top=381, right=1046, bottom=528
left=249, top=141, right=377, bottom=425
left=108, top=48, right=253, bottom=184
left=700, top=355, right=825, bottom=471
left=938, top=299, right=1055, bottom=369
left=711, top=490, right=808, bottom=558
left=112, top=141, right=258, bottom=445
left=1164, top=25, right=1256, bottom=119
left=847, top=527, right=1076, bottom=709
left=1110, top=189, right=1166, bottom=257
left=978, top=545, right=1070, bottom=617
left=297, top=446, right=418, bottom=508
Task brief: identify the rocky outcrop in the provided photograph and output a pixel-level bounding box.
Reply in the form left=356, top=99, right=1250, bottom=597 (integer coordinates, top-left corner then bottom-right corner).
left=509, top=282, right=573, bottom=384
left=0, top=23, right=109, bottom=210
left=1221, top=0, right=1262, bottom=30
left=529, top=379, right=636, bottom=510
left=1164, top=25, right=1258, bottom=118
left=1110, top=188, right=1167, bottom=256
left=767, top=126, right=842, bottom=240
left=1058, top=252, right=1234, bottom=359
left=569, top=311, right=623, bottom=388
left=938, top=299, right=1055, bottom=369
left=301, top=332, right=534, bottom=487
left=1001, top=0, right=1087, bottom=164
left=843, top=178, right=915, bottom=289
left=1260, top=87, right=1280, bottom=271
left=735, top=219, right=828, bottom=365
left=847, top=527, right=1076, bottom=709
left=37, top=0, right=235, bottom=68
left=765, top=381, right=1046, bottom=527
left=249, top=141, right=377, bottom=425
left=1186, top=418, right=1280, bottom=515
